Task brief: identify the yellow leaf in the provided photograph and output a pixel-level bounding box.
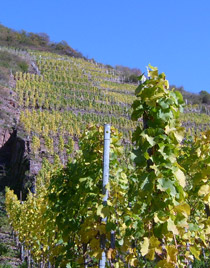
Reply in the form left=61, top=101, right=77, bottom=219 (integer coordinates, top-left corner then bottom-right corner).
left=140, top=237, right=149, bottom=256
left=115, top=263, right=119, bottom=268
left=97, top=224, right=106, bottom=234
left=196, top=148, right=201, bottom=157
left=92, top=249, right=103, bottom=259
left=154, top=212, right=167, bottom=223
left=147, top=248, right=155, bottom=261
left=206, top=226, right=210, bottom=235
left=147, top=236, right=162, bottom=260
left=141, top=133, right=156, bottom=146
left=174, top=168, right=186, bottom=188
left=96, top=204, right=104, bottom=217
left=129, top=258, right=138, bottom=267
left=156, top=260, right=174, bottom=268
left=166, top=245, right=178, bottom=263
left=121, top=172, right=127, bottom=180
left=174, top=203, right=190, bottom=217
left=102, top=206, right=110, bottom=217
left=200, top=234, right=207, bottom=246
left=167, top=218, right=179, bottom=235
left=185, top=251, right=194, bottom=262
left=174, top=131, right=183, bottom=143
left=150, top=236, right=161, bottom=249
left=165, top=125, right=175, bottom=135
left=190, top=246, right=200, bottom=260
left=107, top=248, right=113, bottom=260
left=90, top=238, right=99, bottom=249
left=198, top=185, right=210, bottom=196
left=203, top=193, right=210, bottom=203
left=154, top=213, right=160, bottom=223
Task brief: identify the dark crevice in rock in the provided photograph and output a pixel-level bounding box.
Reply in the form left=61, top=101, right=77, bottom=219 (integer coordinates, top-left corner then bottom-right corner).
left=0, top=128, right=32, bottom=199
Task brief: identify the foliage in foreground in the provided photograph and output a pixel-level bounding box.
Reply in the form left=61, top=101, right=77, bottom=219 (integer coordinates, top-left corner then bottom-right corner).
left=5, top=66, right=210, bottom=267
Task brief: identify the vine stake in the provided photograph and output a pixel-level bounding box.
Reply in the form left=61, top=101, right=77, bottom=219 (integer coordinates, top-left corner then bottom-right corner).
left=99, top=124, right=111, bottom=268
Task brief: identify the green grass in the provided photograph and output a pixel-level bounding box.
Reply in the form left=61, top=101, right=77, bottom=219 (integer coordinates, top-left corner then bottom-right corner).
left=17, top=262, right=27, bottom=268
left=0, top=243, right=8, bottom=256
left=0, top=51, right=28, bottom=85
left=0, top=193, right=10, bottom=233
left=0, top=242, right=17, bottom=259
left=0, top=264, right=13, bottom=268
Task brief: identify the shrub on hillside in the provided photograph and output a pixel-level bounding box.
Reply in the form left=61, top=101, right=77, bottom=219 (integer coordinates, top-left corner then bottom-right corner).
left=18, top=62, right=28, bottom=73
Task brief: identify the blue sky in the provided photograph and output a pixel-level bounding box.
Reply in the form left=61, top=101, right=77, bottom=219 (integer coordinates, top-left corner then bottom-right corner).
left=1, top=0, right=210, bottom=93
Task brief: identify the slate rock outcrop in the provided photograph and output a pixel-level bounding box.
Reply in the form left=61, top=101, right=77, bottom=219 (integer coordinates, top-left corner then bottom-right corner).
left=0, top=129, right=31, bottom=198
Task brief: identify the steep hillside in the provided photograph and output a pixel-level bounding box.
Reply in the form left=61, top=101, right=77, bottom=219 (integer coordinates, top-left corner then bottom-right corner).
left=0, top=45, right=210, bottom=187
left=14, top=50, right=210, bottom=156
left=0, top=47, right=36, bottom=196
left=0, top=24, right=84, bottom=59
left=0, top=23, right=210, bottom=268
left=0, top=43, right=210, bottom=267
left=13, top=50, right=137, bottom=166
left=0, top=47, right=210, bottom=176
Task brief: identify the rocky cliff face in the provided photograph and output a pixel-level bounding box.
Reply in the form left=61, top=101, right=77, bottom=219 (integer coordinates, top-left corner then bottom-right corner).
left=0, top=75, right=33, bottom=198
left=0, top=50, right=44, bottom=199
left=0, top=129, right=31, bottom=198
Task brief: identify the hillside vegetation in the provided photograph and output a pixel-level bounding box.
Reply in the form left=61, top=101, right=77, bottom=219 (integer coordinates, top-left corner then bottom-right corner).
left=0, top=193, right=22, bottom=267
left=0, top=43, right=208, bottom=171
left=14, top=50, right=138, bottom=161
left=0, top=24, right=84, bottom=59
left=0, top=50, right=28, bottom=86
left=0, top=24, right=210, bottom=267
left=12, top=50, right=210, bottom=160
left=4, top=66, right=210, bottom=267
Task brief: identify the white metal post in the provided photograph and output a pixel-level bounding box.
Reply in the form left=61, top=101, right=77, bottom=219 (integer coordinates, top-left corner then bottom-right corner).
left=21, top=243, right=25, bottom=262
left=99, top=124, right=110, bottom=268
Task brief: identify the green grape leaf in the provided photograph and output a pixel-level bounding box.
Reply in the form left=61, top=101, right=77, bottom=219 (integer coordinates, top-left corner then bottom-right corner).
left=157, top=178, right=177, bottom=197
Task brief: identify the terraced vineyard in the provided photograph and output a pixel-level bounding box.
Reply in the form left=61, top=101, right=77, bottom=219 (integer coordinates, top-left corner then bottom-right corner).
left=14, top=51, right=138, bottom=162
left=11, top=50, right=210, bottom=165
